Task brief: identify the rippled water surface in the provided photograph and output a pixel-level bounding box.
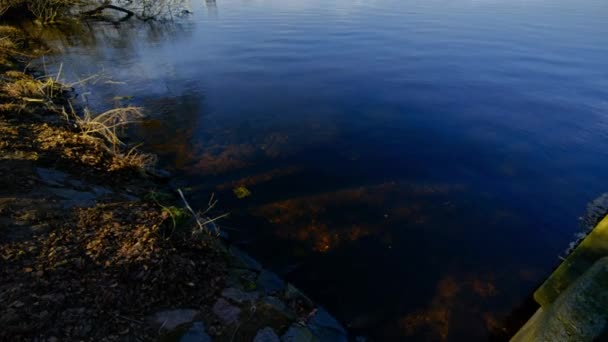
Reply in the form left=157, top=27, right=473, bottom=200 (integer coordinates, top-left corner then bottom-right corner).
left=36, top=0, right=608, bottom=339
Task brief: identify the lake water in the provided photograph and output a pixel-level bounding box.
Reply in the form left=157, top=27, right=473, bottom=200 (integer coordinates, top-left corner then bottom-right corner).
left=33, top=0, right=608, bottom=339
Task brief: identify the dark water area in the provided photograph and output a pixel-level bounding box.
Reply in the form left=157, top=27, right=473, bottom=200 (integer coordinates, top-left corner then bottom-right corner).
left=32, top=0, right=608, bottom=339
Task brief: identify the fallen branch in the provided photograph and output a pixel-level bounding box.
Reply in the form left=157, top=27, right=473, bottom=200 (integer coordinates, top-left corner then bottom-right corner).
left=82, top=4, right=135, bottom=18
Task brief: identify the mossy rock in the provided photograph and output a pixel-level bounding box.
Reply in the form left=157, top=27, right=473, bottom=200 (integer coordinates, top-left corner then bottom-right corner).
left=534, top=214, right=608, bottom=307
left=512, top=257, right=608, bottom=341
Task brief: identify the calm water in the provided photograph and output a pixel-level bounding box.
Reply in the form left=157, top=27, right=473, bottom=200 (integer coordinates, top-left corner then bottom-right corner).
left=34, top=0, right=608, bottom=339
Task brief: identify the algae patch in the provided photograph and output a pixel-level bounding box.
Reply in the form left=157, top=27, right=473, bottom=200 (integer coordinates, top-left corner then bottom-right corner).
left=233, top=186, right=251, bottom=199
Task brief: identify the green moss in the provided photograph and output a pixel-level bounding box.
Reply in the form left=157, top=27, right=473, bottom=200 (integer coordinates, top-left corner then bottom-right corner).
left=534, top=214, right=608, bottom=307
left=513, top=257, right=608, bottom=341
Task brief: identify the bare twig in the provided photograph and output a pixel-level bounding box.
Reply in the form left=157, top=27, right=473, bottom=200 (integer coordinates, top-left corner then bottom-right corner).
left=200, top=213, right=230, bottom=226
left=200, top=192, right=217, bottom=216
left=177, top=189, right=226, bottom=236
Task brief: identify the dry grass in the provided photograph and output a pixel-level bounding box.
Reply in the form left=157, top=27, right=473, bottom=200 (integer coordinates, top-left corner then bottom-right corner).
left=0, top=26, right=22, bottom=41
left=3, top=77, right=43, bottom=98
left=1, top=70, right=66, bottom=103
left=28, top=0, right=73, bottom=23
left=109, top=144, right=158, bottom=172
left=0, top=26, right=26, bottom=67
left=0, top=24, right=157, bottom=174
left=65, top=105, right=158, bottom=172
left=75, top=106, right=144, bottom=147
left=0, top=36, right=17, bottom=53
left=1, top=72, right=157, bottom=173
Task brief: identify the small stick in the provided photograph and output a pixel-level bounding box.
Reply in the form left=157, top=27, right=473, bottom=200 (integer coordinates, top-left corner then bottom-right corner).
left=177, top=189, right=225, bottom=235
left=201, top=192, right=217, bottom=215
left=200, top=213, right=230, bottom=226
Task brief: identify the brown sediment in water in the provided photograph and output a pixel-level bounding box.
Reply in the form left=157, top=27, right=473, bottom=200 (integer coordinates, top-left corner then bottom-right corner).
left=192, top=143, right=257, bottom=175
left=399, top=274, right=503, bottom=341
left=252, top=181, right=466, bottom=252
left=215, top=166, right=300, bottom=190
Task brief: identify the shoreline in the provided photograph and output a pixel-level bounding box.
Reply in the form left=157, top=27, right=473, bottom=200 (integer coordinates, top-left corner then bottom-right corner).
left=0, top=23, right=348, bottom=341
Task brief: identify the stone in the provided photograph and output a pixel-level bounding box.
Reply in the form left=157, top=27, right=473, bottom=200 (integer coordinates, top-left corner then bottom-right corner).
left=512, top=256, right=608, bottom=341
left=229, top=246, right=262, bottom=271
left=281, top=324, right=317, bottom=342
left=307, top=308, right=347, bottom=342
left=36, top=167, right=67, bottom=186
left=212, top=298, right=241, bottom=324
left=261, top=296, right=287, bottom=312
left=257, top=269, right=285, bottom=295
left=285, top=283, right=313, bottom=306
left=180, top=321, right=212, bottom=342
left=222, top=287, right=259, bottom=303
left=91, top=186, right=112, bottom=197
left=152, top=309, right=199, bottom=331
left=535, top=214, right=608, bottom=306
left=258, top=296, right=296, bottom=321
left=254, top=327, right=280, bottom=342
left=67, top=179, right=85, bottom=188
left=227, top=268, right=258, bottom=290
left=46, top=187, right=98, bottom=208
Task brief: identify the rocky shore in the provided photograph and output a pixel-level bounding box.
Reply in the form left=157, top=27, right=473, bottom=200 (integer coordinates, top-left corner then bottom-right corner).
left=0, top=25, right=348, bottom=341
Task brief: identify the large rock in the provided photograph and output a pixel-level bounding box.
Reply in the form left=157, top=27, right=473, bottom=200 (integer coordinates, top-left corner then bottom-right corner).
left=512, top=257, right=608, bottom=341
left=535, top=214, right=608, bottom=306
